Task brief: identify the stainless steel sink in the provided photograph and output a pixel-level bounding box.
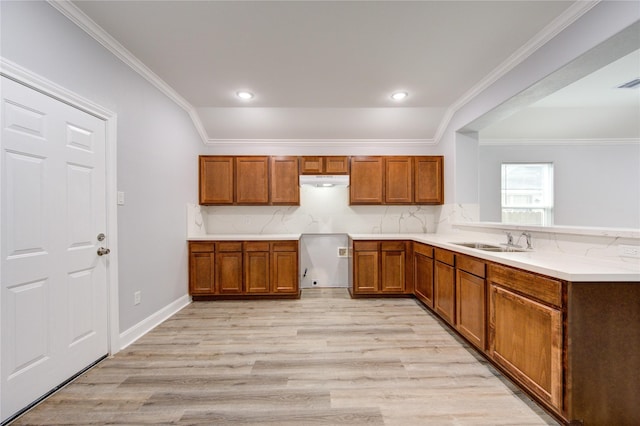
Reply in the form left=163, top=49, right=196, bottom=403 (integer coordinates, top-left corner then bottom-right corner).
left=452, top=242, right=528, bottom=253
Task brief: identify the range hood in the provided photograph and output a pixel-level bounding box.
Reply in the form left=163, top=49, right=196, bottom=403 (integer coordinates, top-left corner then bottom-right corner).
left=299, top=175, right=350, bottom=187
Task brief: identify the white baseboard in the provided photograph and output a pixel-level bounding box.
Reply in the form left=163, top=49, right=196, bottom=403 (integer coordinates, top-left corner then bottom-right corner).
left=118, top=294, right=191, bottom=350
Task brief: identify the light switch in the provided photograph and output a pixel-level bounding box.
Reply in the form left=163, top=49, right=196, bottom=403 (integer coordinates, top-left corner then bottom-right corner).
left=117, top=191, right=125, bottom=205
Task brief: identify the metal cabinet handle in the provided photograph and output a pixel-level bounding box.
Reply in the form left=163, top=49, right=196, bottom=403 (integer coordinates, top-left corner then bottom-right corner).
left=97, top=247, right=111, bottom=256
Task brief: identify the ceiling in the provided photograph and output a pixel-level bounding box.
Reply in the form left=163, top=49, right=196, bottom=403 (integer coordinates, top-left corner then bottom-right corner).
left=68, top=0, right=629, bottom=143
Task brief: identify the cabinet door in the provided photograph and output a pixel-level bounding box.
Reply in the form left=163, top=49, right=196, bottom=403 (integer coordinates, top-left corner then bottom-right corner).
left=199, top=156, right=234, bottom=205
left=456, top=270, right=486, bottom=350
left=236, top=156, right=269, bottom=204
left=434, top=261, right=455, bottom=325
left=381, top=242, right=405, bottom=293
left=216, top=251, right=243, bottom=294
left=244, top=250, right=270, bottom=293
left=385, top=157, right=413, bottom=204
left=353, top=247, right=379, bottom=293
left=300, top=156, right=323, bottom=174
left=271, top=250, right=298, bottom=293
left=270, top=156, right=299, bottom=205
left=350, top=157, right=383, bottom=204
left=189, top=243, right=215, bottom=294
left=414, top=248, right=434, bottom=307
left=414, top=156, right=443, bottom=204
left=324, top=156, right=349, bottom=174
left=490, top=285, right=563, bottom=410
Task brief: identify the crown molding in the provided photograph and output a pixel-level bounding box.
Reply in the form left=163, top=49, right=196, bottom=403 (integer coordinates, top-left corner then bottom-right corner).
left=205, top=138, right=436, bottom=148
left=47, top=0, right=209, bottom=143
left=480, top=137, right=640, bottom=146
left=433, top=0, right=600, bottom=143
left=49, top=0, right=599, bottom=147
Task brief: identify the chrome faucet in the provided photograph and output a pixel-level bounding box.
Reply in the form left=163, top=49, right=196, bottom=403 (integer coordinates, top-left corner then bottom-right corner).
left=520, top=232, right=533, bottom=250
left=505, top=232, right=514, bottom=246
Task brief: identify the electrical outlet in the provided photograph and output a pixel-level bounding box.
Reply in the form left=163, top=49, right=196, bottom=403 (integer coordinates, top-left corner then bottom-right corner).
left=337, top=247, right=348, bottom=257
left=134, top=291, right=141, bottom=305
left=619, top=244, right=640, bottom=258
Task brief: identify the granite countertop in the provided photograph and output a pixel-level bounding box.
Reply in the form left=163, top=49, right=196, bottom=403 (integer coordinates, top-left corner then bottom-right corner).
left=349, top=233, right=640, bottom=283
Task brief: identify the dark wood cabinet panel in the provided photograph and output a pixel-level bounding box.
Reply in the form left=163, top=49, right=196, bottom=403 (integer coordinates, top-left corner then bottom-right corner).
left=489, top=284, right=562, bottom=410
left=456, top=269, right=486, bottom=350
left=414, top=156, right=444, bottom=204
left=189, top=240, right=299, bottom=298
left=271, top=250, right=298, bottom=293
left=189, top=251, right=215, bottom=294
left=324, top=156, right=349, bottom=174
left=434, top=251, right=455, bottom=325
left=199, top=156, right=234, bottom=205
left=270, top=156, right=299, bottom=205
left=236, top=156, right=269, bottom=204
left=350, top=157, right=384, bottom=204
left=244, top=250, right=270, bottom=293
left=385, top=157, right=413, bottom=204
left=414, top=243, right=434, bottom=308
left=381, top=249, right=405, bottom=292
left=352, top=240, right=407, bottom=295
left=216, top=251, right=243, bottom=294
left=300, top=156, right=349, bottom=175
left=353, top=248, right=379, bottom=293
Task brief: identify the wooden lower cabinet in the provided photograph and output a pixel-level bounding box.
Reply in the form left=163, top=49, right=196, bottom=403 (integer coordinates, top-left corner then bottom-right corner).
left=455, top=255, right=486, bottom=350
left=488, top=264, right=563, bottom=413
left=216, top=242, right=243, bottom=294
left=413, top=243, right=434, bottom=307
left=245, top=244, right=270, bottom=294
left=188, top=242, right=215, bottom=294
left=351, top=240, right=409, bottom=296
left=188, top=240, right=299, bottom=298
left=352, top=242, right=380, bottom=294
left=271, top=245, right=298, bottom=294
left=434, top=248, right=455, bottom=325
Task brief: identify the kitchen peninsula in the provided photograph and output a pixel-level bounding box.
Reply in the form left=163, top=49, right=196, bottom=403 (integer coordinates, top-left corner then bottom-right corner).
left=189, top=223, right=639, bottom=425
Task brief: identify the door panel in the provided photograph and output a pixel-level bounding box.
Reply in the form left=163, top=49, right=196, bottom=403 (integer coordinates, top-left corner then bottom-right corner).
left=1, top=77, right=108, bottom=422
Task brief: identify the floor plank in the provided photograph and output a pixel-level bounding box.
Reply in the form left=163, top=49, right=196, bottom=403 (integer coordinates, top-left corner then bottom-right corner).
left=11, top=288, right=558, bottom=425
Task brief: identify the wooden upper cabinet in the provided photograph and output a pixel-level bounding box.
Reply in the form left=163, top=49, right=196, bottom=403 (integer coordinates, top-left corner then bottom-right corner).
left=236, top=156, right=269, bottom=204
left=270, top=156, right=299, bottom=205
left=414, top=156, right=444, bottom=204
left=385, top=157, right=413, bottom=204
left=199, top=156, right=234, bottom=205
left=300, top=156, right=349, bottom=175
left=324, top=156, right=349, bottom=174
left=350, top=156, right=384, bottom=204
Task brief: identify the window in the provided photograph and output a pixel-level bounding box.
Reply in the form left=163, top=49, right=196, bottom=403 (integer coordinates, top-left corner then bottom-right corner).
left=501, top=163, right=554, bottom=226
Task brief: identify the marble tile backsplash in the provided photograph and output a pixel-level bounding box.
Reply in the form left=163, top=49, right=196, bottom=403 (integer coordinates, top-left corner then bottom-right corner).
left=187, top=187, right=639, bottom=266
left=196, top=186, right=448, bottom=235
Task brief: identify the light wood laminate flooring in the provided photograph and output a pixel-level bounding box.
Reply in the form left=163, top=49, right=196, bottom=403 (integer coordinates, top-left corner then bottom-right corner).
left=12, top=288, right=558, bottom=425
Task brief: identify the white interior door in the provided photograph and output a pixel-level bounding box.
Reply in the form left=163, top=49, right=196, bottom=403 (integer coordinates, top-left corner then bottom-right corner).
left=1, top=76, right=109, bottom=422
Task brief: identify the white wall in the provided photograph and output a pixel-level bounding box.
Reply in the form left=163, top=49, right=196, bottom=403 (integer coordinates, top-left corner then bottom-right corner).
left=437, top=2, right=640, bottom=207
left=478, top=142, right=640, bottom=228
left=0, top=1, right=202, bottom=332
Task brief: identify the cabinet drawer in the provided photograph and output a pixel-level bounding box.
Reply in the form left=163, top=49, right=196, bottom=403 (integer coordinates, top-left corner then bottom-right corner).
left=244, top=241, right=270, bottom=252
left=353, top=241, right=379, bottom=251
left=435, top=248, right=455, bottom=266
left=216, top=242, right=242, bottom=252
left=457, top=255, right=485, bottom=278
left=189, top=242, right=215, bottom=252
left=271, top=241, right=298, bottom=252
left=488, top=264, right=562, bottom=307
left=413, top=243, right=433, bottom=258
left=381, top=241, right=405, bottom=251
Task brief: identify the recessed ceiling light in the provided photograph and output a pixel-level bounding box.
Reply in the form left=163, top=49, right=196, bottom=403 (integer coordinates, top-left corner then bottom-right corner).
left=236, top=91, right=254, bottom=100
left=391, top=91, right=408, bottom=101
